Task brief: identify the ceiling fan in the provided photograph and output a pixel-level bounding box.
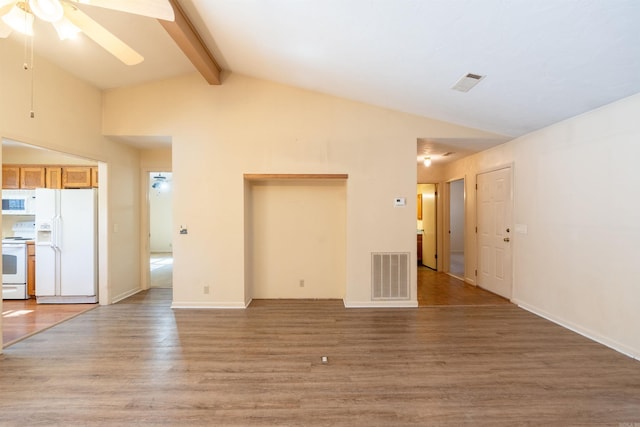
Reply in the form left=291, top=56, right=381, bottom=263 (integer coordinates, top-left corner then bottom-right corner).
left=0, top=0, right=175, bottom=65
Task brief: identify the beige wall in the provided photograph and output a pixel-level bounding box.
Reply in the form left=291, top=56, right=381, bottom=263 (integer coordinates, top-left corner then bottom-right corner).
left=422, top=93, right=640, bottom=359
left=249, top=180, right=346, bottom=299
left=103, top=72, right=501, bottom=308
left=140, top=148, right=172, bottom=171
left=2, top=145, right=97, bottom=165
left=0, top=39, right=143, bottom=350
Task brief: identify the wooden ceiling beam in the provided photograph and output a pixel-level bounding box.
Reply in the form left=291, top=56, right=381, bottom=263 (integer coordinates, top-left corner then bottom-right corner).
left=159, top=0, right=222, bottom=85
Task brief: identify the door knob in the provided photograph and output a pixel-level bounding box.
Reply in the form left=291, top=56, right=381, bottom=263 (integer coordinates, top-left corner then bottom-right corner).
left=503, top=237, right=510, bottom=242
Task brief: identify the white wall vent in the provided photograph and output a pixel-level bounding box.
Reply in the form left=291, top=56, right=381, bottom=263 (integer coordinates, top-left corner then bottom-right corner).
left=371, top=252, right=410, bottom=300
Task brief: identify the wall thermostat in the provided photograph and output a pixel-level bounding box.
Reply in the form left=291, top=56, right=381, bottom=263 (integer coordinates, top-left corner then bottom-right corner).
left=394, top=197, right=406, bottom=207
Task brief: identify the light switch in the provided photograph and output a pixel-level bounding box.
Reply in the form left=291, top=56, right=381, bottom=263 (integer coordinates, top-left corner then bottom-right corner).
left=394, top=197, right=406, bottom=207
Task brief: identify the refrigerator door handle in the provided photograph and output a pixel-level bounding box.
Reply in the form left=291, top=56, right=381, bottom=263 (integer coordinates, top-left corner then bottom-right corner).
left=54, top=215, right=62, bottom=250
left=50, top=217, right=56, bottom=249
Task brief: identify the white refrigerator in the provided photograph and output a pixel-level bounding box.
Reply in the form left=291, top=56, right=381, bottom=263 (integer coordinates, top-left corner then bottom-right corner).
left=35, top=188, right=98, bottom=303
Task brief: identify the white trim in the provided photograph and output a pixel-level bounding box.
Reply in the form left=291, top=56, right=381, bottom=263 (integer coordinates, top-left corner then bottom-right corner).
left=514, top=298, right=640, bottom=361
left=171, top=300, right=249, bottom=309
left=344, top=299, right=418, bottom=308
left=111, top=287, right=144, bottom=304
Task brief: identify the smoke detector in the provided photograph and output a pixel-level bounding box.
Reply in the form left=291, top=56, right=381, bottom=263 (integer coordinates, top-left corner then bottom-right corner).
left=451, top=73, right=485, bottom=92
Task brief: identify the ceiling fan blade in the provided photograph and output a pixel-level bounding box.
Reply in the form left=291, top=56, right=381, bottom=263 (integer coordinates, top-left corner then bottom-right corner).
left=0, top=0, right=16, bottom=10
left=0, top=21, right=11, bottom=38
left=62, top=3, right=144, bottom=65
left=67, top=0, right=174, bottom=21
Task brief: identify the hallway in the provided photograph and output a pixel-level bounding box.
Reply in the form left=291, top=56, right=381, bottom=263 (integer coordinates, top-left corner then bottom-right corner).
left=150, top=252, right=173, bottom=288
left=417, top=266, right=510, bottom=307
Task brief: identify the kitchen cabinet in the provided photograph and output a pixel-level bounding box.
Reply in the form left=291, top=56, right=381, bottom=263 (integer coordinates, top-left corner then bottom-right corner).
left=2, top=166, right=20, bottom=189
left=20, top=167, right=46, bottom=189
left=2, top=165, right=98, bottom=189
left=46, top=167, right=63, bottom=189
left=27, top=241, right=36, bottom=297
left=62, top=167, right=92, bottom=188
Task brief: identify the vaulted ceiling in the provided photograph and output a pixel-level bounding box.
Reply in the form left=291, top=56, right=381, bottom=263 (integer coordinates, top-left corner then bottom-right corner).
left=3, top=1, right=640, bottom=151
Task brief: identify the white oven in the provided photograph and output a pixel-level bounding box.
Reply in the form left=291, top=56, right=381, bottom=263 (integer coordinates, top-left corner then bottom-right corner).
left=2, top=189, right=36, bottom=215
left=2, top=242, right=28, bottom=299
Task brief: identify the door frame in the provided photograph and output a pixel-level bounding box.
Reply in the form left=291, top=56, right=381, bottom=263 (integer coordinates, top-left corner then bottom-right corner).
left=445, top=177, right=466, bottom=280
left=140, top=168, right=173, bottom=291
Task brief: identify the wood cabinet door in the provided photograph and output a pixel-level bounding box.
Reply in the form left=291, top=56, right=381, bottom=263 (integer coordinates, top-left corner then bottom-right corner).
left=62, top=167, right=92, bottom=188
left=2, top=166, right=20, bottom=189
left=27, top=243, right=36, bottom=297
left=46, top=167, right=63, bottom=189
left=20, top=167, right=46, bottom=189
left=91, top=167, right=98, bottom=188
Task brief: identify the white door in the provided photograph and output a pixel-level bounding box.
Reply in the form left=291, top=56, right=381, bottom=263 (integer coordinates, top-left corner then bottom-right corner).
left=60, top=189, right=97, bottom=296
left=477, top=167, right=512, bottom=299
left=421, top=184, right=437, bottom=269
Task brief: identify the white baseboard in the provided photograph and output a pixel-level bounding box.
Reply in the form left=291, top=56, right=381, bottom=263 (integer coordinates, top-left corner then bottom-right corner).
left=344, top=299, right=418, bottom=308
left=111, top=288, right=143, bottom=304
left=171, top=300, right=249, bottom=309
left=513, top=298, right=639, bottom=361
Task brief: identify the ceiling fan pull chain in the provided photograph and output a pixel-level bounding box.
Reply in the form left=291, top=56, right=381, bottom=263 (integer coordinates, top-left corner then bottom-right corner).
left=29, top=29, right=35, bottom=119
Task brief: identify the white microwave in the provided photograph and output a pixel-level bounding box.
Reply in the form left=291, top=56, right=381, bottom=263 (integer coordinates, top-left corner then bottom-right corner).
left=2, top=190, right=36, bottom=215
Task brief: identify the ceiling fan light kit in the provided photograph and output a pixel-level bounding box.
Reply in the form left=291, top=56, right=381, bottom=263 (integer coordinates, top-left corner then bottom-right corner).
left=0, top=0, right=176, bottom=63
left=52, top=15, right=79, bottom=39
left=29, top=0, right=63, bottom=22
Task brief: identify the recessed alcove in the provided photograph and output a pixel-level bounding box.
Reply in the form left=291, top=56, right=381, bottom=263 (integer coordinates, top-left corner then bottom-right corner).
left=243, top=174, right=347, bottom=301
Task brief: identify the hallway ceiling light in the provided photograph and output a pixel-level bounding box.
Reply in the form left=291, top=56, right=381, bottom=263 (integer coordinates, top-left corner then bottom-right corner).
left=152, top=174, right=170, bottom=191
left=423, top=157, right=432, bottom=167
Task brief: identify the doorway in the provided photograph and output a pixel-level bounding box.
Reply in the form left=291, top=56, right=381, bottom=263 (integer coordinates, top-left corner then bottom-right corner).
left=417, top=184, right=437, bottom=270
left=448, top=179, right=465, bottom=279
left=1, top=139, right=106, bottom=346
left=477, top=167, right=513, bottom=299
left=149, top=172, right=173, bottom=288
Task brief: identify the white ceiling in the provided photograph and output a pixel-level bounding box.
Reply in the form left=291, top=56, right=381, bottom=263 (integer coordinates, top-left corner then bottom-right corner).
left=3, top=0, right=640, bottom=156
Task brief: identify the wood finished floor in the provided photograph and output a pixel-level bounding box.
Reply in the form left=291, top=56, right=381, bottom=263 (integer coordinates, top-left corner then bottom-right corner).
left=417, top=266, right=510, bottom=306
left=2, top=298, right=96, bottom=348
left=1, top=289, right=639, bottom=426
left=0, top=265, right=488, bottom=348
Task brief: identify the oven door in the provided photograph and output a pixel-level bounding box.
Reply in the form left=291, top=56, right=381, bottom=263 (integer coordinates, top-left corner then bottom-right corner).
left=2, top=243, right=27, bottom=284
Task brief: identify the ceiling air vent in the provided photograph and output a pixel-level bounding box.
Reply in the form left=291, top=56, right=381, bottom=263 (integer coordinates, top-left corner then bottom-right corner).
left=451, top=73, right=485, bottom=92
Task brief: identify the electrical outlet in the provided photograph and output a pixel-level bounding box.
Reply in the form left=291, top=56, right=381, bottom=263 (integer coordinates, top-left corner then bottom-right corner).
left=203, top=285, right=210, bottom=294
left=299, top=279, right=304, bottom=288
